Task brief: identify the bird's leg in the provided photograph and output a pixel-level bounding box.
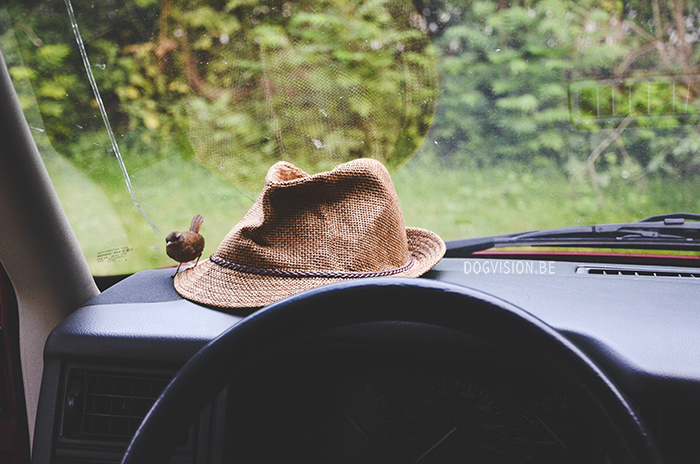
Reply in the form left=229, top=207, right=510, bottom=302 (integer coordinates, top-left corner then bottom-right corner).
left=171, top=262, right=183, bottom=278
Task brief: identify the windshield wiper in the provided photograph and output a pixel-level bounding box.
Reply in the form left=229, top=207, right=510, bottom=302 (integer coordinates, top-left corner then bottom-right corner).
left=445, top=213, right=700, bottom=256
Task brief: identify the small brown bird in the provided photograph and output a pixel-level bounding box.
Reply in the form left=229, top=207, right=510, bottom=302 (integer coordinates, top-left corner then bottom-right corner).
left=166, top=214, right=205, bottom=277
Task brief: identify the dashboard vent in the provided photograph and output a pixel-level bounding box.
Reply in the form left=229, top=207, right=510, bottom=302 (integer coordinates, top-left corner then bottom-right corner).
left=578, top=267, right=700, bottom=278
left=63, top=369, right=170, bottom=442
left=82, top=372, right=169, bottom=440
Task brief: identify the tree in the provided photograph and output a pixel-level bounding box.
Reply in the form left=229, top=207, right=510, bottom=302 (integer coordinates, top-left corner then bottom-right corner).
left=424, top=0, right=700, bottom=183
left=6, top=0, right=438, bottom=190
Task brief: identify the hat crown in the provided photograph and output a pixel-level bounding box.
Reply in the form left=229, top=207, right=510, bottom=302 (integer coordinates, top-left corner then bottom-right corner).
left=215, top=158, right=410, bottom=273
left=174, top=158, right=445, bottom=308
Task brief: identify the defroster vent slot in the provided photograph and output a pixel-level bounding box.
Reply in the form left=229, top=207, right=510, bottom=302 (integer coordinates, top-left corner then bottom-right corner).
left=577, top=267, right=700, bottom=278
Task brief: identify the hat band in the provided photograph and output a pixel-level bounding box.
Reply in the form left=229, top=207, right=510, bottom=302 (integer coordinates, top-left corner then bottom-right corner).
left=209, top=254, right=415, bottom=278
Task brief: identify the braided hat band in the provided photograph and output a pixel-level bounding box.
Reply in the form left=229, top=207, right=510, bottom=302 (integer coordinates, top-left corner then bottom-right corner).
left=209, top=254, right=415, bottom=279
left=174, top=158, right=445, bottom=308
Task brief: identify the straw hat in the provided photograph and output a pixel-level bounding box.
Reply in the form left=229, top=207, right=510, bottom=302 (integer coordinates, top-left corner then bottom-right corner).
left=174, top=158, right=445, bottom=308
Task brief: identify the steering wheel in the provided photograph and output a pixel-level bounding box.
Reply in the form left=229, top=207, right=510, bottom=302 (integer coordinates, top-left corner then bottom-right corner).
left=121, top=277, right=662, bottom=464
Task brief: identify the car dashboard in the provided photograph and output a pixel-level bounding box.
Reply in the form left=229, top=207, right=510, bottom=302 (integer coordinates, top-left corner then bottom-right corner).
left=33, top=256, right=700, bottom=463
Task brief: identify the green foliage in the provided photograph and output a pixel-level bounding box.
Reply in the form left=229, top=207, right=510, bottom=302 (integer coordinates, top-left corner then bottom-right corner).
left=7, top=0, right=700, bottom=188
left=424, top=0, right=700, bottom=184
left=3, top=0, right=700, bottom=275
left=6, top=0, right=438, bottom=190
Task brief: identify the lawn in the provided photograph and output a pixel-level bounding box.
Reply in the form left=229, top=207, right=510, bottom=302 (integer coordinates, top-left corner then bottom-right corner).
left=42, top=143, right=700, bottom=276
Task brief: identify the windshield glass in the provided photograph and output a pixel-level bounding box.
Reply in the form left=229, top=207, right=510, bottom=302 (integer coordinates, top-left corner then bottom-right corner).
left=1, top=0, right=699, bottom=275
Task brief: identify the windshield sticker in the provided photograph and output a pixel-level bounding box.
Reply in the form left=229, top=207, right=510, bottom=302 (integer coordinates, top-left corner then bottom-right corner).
left=96, top=247, right=133, bottom=264
left=569, top=76, right=700, bottom=128
left=63, top=0, right=159, bottom=234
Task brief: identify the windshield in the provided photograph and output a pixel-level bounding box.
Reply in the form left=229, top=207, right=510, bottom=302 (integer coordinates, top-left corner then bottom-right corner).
left=1, top=0, right=699, bottom=276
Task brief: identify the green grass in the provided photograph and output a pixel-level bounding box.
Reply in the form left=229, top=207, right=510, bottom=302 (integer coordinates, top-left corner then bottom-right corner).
left=393, top=154, right=700, bottom=241
left=45, top=147, right=255, bottom=275
left=43, top=146, right=700, bottom=275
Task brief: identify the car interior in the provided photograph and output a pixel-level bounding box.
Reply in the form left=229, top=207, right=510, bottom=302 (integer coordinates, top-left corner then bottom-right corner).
left=1, top=0, right=699, bottom=463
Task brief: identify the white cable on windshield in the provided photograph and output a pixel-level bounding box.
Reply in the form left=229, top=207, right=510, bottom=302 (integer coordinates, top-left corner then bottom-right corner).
left=64, top=0, right=159, bottom=234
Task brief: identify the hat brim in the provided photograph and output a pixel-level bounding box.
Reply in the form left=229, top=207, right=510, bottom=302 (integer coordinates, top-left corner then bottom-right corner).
left=173, top=227, right=445, bottom=309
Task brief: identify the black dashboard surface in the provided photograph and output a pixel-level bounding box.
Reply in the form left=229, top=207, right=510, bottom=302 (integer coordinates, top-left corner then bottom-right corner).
left=36, top=257, right=700, bottom=463
left=430, top=259, right=700, bottom=401
left=48, top=258, right=700, bottom=399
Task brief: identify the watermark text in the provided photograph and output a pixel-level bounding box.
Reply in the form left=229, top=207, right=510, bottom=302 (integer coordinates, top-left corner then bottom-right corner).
left=464, top=260, right=555, bottom=275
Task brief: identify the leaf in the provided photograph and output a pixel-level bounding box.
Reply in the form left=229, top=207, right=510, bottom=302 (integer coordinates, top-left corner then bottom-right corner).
left=9, top=66, right=36, bottom=80
left=37, top=44, right=71, bottom=66
left=496, top=94, right=538, bottom=112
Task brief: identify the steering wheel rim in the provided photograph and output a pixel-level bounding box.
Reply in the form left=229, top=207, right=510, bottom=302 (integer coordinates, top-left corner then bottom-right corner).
left=121, top=277, right=662, bottom=464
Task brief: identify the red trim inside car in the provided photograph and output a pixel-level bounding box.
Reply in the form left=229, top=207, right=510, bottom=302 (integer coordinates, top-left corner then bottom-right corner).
left=472, top=249, right=700, bottom=267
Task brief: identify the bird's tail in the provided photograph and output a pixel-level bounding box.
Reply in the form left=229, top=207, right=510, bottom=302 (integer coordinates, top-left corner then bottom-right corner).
left=190, top=214, right=204, bottom=233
